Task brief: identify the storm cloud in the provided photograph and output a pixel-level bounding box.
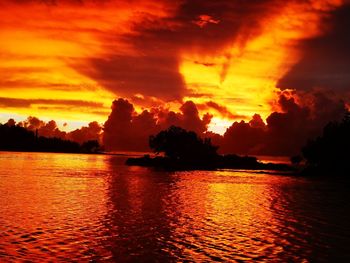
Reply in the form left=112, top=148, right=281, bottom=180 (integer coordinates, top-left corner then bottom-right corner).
left=278, top=3, right=350, bottom=93
left=103, top=98, right=212, bottom=151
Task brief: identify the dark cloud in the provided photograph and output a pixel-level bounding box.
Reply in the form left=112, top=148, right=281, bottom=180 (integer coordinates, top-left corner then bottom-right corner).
left=249, top=114, right=265, bottom=129
left=0, top=97, right=104, bottom=108
left=38, top=120, right=67, bottom=139
left=67, top=121, right=102, bottom=144
left=103, top=98, right=212, bottom=151
left=7, top=90, right=346, bottom=156
left=15, top=116, right=102, bottom=143
left=18, top=116, right=66, bottom=139
left=78, top=0, right=283, bottom=101
left=220, top=91, right=347, bottom=156
left=2, top=0, right=348, bottom=157
left=0, top=78, right=98, bottom=92
left=18, top=116, right=44, bottom=129
left=278, top=3, right=350, bottom=92
left=6, top=118, right=16, bottom=126
left=103, top=98, right=158, bottom=151
left=82, top=55, right=185, bottom=100
left=194, top=61, right=216, bottom=67
left=168, top=101, right=212, bottom=134
left=204, top=101, right=246, bottom=119
left=221, top=119, right=266, bottom=155
left=3, top=0, right=95, bottom=5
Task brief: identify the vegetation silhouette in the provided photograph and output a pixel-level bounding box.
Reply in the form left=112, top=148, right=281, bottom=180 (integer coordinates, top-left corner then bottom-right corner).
left=0, top=123, right=101, bottom=154
left=149, top=126, right=218, bottom=162
left=301, top=112, right=350, bottom=176
left=127, top=126, right=292, bottom=171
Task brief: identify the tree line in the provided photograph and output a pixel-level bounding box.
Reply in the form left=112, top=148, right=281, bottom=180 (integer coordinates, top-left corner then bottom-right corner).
left=0, top=123, right=101, bottom=154
left=2, top=111, right=350, bottom=175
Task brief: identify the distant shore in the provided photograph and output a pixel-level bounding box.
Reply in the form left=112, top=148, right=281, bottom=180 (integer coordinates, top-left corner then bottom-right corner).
left=126, top=154, right=296, bottom=172
left=0, top=124, right=101, bottom=154
left=0, top=149, right=104, bottom=155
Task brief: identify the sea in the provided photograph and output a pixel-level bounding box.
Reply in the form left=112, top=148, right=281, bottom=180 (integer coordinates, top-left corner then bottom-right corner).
left=0, top=151, right=349, bottom=262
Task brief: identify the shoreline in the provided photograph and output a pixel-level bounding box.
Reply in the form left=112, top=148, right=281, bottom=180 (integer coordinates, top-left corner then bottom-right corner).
left=0, top=149, right=104, bottom=155
left=126, top=155, right=296, bottom=173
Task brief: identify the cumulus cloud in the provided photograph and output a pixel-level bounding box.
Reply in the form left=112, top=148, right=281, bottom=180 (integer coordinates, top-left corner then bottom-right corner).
left=103, top=98, right=212, bottom=151
left=4, top=90, right=347, bottom=156
left=38, top=120, right=67, bottom=139
left=103, top=98, right=154, bottom=151
left=249, top=114, right=265, bottom=129
left=18, top=117, right=66, bottom=139
left=6, top=118, right=16, bottom=126
left=2, top=0, right=349, bottom=156
left=220, top=91, right=347, bottom=156
left=67, top=121, right=102, bottom=144
left=14, top=116, right=102, bottom=144
left=164, top=101, right=212, bottom=134
left=18, top=116, right=45, bottom=130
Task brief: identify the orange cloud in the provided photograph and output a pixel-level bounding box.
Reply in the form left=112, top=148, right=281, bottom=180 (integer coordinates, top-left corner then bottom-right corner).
left=0, top=0, right=348, bottom=137
left=0, top=0, right=176, bottom=122
left=193, top=15, right=220, bottom=28
left=16, top=115, right=102, bottom=143
left=103, top=98, right=211, bottom=151
left=219, top=90, right=346, bottom=156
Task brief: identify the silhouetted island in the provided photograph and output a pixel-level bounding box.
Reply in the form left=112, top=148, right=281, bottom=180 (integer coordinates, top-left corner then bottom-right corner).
left=126, top=126, right=293, bottom=171
left=0, top=123, right=101, bottom=154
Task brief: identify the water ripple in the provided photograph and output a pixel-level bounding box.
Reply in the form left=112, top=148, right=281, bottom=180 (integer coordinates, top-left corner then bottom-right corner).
left=0, top=152, right=349, bottom=262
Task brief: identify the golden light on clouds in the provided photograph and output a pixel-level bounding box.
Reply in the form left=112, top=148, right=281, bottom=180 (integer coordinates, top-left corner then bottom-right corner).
left=181, top=0, right=343, bottom=133
left=0, top=4, right=113, bottom=127
left=0, top=0, right=175, bottom=128
left=0, top=0, right=346, bottom=133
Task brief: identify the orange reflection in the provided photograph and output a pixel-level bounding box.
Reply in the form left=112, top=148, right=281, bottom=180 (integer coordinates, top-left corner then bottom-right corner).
left=0, top=152, right=111, bottom=260
left=1, top=153, right=341, bottom=261
left=157, top=170, right=277, bottom=260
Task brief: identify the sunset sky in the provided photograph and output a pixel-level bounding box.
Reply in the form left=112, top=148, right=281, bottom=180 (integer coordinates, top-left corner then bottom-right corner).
left=0, top=0, right=349, bottom=137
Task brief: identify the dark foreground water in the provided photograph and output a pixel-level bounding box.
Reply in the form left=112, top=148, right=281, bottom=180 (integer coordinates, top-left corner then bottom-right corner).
left=0, top=152, right=349, bottom=262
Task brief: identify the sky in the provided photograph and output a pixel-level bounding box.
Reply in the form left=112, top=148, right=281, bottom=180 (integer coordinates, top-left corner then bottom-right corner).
left=0, top=0, right=349, bottom=155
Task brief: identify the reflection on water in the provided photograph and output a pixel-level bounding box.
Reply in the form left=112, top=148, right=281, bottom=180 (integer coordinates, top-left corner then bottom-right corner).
left=0, top=152, right=349, bottom=262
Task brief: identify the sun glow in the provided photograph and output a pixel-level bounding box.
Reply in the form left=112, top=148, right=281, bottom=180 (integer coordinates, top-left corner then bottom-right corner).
left=207, top=117, right=233, bottom=135
left=180, top=0, right=344, bottom=134
left=0, top=0, right=345, bottom=132
left=0, top=1, right=172, bottom=125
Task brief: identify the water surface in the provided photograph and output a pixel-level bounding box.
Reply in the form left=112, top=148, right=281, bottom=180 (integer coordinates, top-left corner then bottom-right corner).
left=0, top=152, right=349, bottom=262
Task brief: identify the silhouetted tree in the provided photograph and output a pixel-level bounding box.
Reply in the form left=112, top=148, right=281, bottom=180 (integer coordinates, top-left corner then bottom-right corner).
left=0, top=123, right=36, bottom=150
left=302, top=112, right=350, bottom=175
left=127, top=126, right=292, bottom=171
left=149, top=126, right=218, bottom=162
